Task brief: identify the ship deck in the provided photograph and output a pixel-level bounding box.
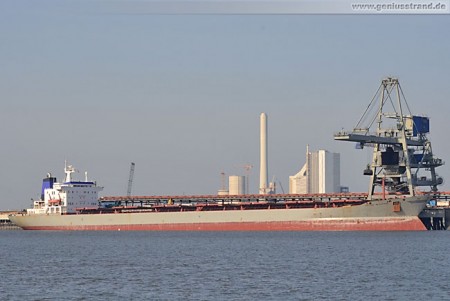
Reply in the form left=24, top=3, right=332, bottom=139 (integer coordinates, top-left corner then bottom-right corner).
left=96, top=192, right=450, bottom=227
left=97, top=192, right=371, bottom=213
left=81, top=198, right=368, bottom=215
left=92, top=191, right=447, bottom=215
left=99, top=191, right=450, bottom=207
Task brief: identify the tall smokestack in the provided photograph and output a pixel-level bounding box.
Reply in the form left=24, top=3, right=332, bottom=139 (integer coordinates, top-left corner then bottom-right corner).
left=259, top=113, right=268, bottom=194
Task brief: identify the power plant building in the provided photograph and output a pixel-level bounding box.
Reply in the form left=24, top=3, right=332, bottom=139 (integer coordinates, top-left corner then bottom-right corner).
left=229, top=175, right=246, bottom=195
left=289, top=148, right=340, bottom=194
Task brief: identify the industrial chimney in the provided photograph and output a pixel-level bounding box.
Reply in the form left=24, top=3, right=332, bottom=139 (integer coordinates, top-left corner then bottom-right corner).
left=259, top=113, right=268, bottom=194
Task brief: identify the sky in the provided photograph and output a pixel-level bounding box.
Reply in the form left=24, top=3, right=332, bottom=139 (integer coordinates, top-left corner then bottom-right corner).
left=1, top=1, right=449, bottom=210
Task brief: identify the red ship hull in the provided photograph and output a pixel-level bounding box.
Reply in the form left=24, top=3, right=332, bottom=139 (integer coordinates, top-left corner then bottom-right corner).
left=21, top=217, right=426, bottom=231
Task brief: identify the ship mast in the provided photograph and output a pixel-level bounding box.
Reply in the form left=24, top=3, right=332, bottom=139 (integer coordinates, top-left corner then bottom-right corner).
left=335, top=77, right=444, bottom=200
left=64, top=161, right=76, bottom=183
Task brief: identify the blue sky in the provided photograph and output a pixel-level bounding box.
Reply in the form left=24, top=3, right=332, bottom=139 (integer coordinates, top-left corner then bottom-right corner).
left=1, top=1, right=449, bottom=210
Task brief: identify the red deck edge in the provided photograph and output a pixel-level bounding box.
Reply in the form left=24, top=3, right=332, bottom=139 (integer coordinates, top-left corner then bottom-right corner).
left=22, top=218, right=427, bottom=231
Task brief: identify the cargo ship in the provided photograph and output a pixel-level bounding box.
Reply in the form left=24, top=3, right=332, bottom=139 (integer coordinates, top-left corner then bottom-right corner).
left=9, top=78, right=444, bottom=231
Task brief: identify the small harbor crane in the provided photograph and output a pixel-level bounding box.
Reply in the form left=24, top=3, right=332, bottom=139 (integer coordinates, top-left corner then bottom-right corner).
left=127, top=162, right=135, bottom=197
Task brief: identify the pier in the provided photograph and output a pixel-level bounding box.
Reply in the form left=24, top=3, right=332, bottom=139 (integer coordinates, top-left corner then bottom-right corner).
left=419, top=192, right=450, bottom=230
left=419, top=208, right=450, bottom=230
left=0, top=212, right=21, bottom=230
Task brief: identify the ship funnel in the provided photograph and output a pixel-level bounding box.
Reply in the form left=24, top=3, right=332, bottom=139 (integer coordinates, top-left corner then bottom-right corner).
left=41, top=175, right=56, bottom=200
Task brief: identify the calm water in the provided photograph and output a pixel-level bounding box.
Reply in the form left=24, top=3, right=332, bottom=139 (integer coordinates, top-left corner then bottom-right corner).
left=1, top=231, right=450, bottom=300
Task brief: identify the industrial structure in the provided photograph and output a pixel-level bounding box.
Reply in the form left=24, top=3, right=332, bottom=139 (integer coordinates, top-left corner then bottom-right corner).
left=259, top=113, right=269, bottom=194
left=9, top=78, right=448, bottom=231
left=127, top=162, right=135, bottom=197
left=259, top=113, right=276, bottom=194
left=334, top=77, right=444, bottom=199
left=228, top=175, right=246, bottom=195
left=0, top=212, right=21, bottom=230
left=217, top=171, right=229, bottom=195
left=289, top=147, right=341, bottom=194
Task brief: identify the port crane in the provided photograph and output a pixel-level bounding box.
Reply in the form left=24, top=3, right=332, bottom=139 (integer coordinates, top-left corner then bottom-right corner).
left=334, top=77, right=443, bottom=200
left=220, top=171, right=226, bottom=191
left=127, top=162, right=135, bottom=197
left=243, top=164, right=253, bottom=194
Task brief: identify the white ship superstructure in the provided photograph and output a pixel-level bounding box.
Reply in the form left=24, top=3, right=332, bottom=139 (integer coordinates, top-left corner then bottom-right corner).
left=27, top=163, right=103, bottom=215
